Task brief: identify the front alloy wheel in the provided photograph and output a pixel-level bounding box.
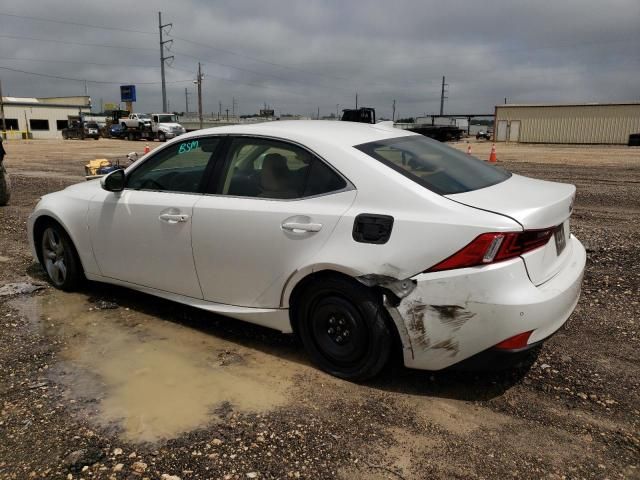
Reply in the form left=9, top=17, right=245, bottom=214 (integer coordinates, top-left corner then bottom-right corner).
left=40, top=224, right=82, bottom=291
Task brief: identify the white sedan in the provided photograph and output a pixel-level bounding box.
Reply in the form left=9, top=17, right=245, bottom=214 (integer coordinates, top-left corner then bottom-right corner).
left=28, top=121, right=586, bottom=380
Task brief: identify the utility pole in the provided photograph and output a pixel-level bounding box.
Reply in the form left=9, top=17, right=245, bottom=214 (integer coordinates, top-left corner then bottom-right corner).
left=184, top=88, right=190, bottom=113
left=392, top=99, right=396, bottom=122
left=317, top=107, right=320, bottom=120
left=195, top=62, right=203, bottom=129
left=355, top=92, right=358, bottom=109
left=225, top=108, right=229, bottom=121
left=218, top=101, right=222, bottom=120
left=439, top=76, right=448, bottom=116
left=158, top=12, right=174, bottom=113
left=232, top=97, right=238, bottom=118
left=0, top=79, right=6, bottom=133
left=336, top=104, right=339, bottom=118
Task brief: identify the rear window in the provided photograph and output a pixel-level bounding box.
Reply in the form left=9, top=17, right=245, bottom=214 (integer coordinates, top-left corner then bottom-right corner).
left=355, top=135, right=511, bottom=195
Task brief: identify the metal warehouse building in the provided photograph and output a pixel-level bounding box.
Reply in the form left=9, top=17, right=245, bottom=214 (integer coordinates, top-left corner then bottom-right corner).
left=494, top=102, right=640, bottom=144
left=1, top=96, right=91, bottom=139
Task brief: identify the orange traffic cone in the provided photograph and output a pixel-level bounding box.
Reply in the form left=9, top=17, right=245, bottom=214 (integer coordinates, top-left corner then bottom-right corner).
left=466, top=144, right=472, bottom=155
left=488, top=144, right=497, bottom=163
left=144, top=144, right=150, bottom=154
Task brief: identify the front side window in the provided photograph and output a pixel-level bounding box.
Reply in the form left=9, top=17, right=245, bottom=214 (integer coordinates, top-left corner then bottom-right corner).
left=217, top=137, right=346, bottom=199
left=355, top=135, right=511, bottom=195
left=127, top=137, right=221, bottom=193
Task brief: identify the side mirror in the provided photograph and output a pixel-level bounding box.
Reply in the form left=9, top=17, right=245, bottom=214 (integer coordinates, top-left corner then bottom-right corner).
left=101, top=169, right=125, bottom=192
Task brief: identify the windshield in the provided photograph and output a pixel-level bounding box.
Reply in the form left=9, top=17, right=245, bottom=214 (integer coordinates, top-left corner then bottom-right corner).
left=157, top=114, right=177, bottom=123
left=355, top=135, right=511, bottom=195
left=138, top=114, right=151, bottom=119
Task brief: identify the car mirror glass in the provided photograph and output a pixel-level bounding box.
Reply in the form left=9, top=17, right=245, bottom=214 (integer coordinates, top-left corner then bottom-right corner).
left=101, top=169, right=125, bottom=192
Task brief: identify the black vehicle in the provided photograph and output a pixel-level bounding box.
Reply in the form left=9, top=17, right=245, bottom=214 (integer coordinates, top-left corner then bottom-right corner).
left=341, top=107, right=376, bottom=124
left=62, top=121, right=100, bottom=140
left=476, top=130, right=493, bottom=140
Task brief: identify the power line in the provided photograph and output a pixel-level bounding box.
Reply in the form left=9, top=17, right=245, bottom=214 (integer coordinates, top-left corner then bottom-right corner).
left=0, top=56, right=159, bottom=69
left=171, top=49, right=353, bottom=93
left=0, top=66, right=192, bottom=85
left=169, top=34, right=352, bottom=83
left=0, top=12, right=155, bottom=34
left=0, top=34, right=157, bottom=52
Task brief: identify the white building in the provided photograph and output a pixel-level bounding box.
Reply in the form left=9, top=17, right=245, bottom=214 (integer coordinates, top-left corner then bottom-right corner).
left=1, top=96, right=91, bottom=139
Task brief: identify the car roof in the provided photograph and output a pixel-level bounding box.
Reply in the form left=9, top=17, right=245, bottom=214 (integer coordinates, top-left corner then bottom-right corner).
left=178, top=120, right=418, bottom=149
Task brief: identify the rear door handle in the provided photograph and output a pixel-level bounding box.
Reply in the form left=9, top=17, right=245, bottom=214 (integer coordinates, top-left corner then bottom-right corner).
left=281, top=222, right=323, bottom=233
left=159, top=213, right=189, bottom=223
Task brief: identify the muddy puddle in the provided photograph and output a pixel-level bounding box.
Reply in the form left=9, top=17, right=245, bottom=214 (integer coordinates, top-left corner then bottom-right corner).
left=10, top=290, right=300, bottom=443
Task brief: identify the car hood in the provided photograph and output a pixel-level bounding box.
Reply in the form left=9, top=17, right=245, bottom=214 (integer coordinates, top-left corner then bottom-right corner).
left=158, top=122, right=183, bottom=128
left=446, top=174, right=575, bottom=230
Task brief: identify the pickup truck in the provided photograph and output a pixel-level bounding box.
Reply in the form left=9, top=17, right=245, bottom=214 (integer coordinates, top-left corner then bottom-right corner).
left=62, top=121, right=100, bottom=140
left=119, top=113, right=152, bottom=129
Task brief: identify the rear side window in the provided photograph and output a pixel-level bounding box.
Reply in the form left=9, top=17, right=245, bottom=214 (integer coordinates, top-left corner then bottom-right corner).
left=355, top=135, right=511, bottom=195
left=217, top=137, right=346, bottom=199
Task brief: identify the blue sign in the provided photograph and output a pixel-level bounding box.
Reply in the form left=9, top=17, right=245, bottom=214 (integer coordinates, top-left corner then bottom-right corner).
left=120, top=85, right=136, bottom=102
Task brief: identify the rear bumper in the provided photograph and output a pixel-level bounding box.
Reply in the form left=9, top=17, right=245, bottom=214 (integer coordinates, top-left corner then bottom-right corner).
left=389, top=235, right=586, bottom=371
left=450, top=339, right=544, bottom=371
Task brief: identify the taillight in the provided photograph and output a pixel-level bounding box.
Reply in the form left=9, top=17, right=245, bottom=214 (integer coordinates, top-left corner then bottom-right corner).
left=427, top=228, right=555, bottom=272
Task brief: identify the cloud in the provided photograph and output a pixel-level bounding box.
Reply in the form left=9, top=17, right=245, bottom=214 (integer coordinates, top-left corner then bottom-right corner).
left=0, top=0, right=638, bottom=118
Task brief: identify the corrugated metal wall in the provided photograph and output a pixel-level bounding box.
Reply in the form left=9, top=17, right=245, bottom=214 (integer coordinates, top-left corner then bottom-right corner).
left=495, top=104, right=640, bottom=144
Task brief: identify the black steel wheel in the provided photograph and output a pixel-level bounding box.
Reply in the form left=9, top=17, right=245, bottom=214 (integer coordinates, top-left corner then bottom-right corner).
left=158, top=132, right=166, bottom=142
left=294, top=275, right=392, bottom=381
left=39, top=223, right=83, bottom=291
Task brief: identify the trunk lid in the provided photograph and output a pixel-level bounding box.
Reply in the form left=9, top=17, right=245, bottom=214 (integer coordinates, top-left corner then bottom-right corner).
left=447, top=174, right=575, bottom=285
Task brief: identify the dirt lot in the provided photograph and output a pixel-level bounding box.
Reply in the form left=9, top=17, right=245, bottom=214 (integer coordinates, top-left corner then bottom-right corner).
left=0, top=138, right=638, bottom=479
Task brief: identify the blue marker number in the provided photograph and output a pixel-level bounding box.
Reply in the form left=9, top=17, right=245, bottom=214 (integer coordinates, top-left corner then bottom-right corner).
left=178, top=140, right=199, bottom=154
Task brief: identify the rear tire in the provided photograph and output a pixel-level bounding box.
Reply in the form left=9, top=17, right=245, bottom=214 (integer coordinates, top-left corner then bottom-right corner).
left=293, top=275, right=391, bottom=381
left=38, top=222, right=83, bottom=291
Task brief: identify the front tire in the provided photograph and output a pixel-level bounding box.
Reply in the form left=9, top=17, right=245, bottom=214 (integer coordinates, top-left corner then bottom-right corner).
left=158, top=132, right=166, bottom=142
left=294, top=276, right=392, bottom=381
left=39, top=223, right=83, bottom=291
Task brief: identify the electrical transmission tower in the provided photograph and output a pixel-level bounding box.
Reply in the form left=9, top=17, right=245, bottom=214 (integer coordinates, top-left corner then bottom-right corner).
left=158, top=12, right=174, bottom=113
left=440, top=76, right=448, bottom=116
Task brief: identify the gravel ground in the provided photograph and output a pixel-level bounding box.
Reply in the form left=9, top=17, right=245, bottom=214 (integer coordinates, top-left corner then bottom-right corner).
left=0, top=139, right=638, bottom=479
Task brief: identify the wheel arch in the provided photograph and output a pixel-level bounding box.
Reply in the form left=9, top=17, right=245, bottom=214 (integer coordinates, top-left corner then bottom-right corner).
left=31, top=212, right=88, bottom=276
left=285, top=266, right=406, bottom=357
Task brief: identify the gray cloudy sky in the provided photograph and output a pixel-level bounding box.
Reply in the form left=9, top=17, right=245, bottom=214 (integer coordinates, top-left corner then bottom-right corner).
left=0, top=0, right=638, bottom=118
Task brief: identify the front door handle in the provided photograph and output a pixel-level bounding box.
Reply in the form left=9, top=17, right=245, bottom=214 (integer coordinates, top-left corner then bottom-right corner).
left=281, top=222, right=323, bottom=233
left=159, top=213, right=189, bottom=223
